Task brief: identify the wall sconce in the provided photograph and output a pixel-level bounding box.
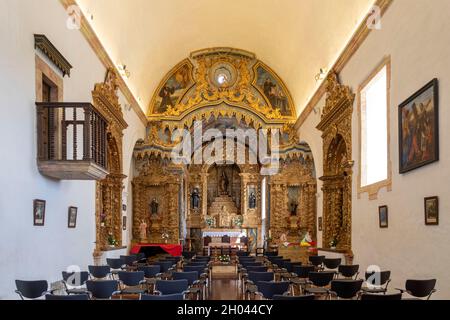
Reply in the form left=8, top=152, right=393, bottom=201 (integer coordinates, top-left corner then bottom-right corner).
left=315, top=68, right=328, bottom=82
left=117, top=64, right=130, bottom=78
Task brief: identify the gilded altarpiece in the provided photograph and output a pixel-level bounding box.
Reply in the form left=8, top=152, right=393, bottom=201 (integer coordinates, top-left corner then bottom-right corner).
left=317, top=73, right=354, bottom=252
left=93, top=69, right=128, bottom=251
left=132, top=158, right=182, bottom=244
left=269, top=158, right=317, bottom=244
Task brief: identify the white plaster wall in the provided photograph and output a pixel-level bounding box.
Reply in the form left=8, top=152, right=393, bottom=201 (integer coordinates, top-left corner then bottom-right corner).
left=299, top=0, right=450, bottom=299
left=0, top=0, right=145, bottom=299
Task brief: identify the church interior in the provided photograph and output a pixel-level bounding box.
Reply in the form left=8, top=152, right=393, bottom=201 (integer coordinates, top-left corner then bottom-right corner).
left=1, top=0, right=449, bottom=301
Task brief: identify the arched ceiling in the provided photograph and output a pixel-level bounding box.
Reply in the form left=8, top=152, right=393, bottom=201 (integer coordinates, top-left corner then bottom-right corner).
left=76, top=0, right=374, bottom=117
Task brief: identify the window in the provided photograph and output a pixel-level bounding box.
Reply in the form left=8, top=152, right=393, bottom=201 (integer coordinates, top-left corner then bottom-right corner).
left=358, top=57, right=391, bottom=199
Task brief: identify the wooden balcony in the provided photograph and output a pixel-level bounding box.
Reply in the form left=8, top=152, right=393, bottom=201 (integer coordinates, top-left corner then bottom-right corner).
left=36, top=102, right=109, bottom=180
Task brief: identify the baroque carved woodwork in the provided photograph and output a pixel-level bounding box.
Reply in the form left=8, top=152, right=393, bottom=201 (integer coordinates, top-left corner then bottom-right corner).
left=317, top=73, right=354, bottom=252
left=94, top=69, right=128, bottom=251
left=132, top=157, right=182, bottom=244
left=269, top=157, right=317, bottom=244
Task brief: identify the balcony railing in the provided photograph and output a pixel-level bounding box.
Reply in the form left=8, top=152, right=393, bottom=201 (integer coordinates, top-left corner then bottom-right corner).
left=36, top=102, right=109, bottom=180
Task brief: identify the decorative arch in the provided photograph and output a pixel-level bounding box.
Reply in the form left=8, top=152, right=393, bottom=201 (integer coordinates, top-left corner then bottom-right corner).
left=148, top=48, right=296, bottom=127
left=317, top=72, right=354, bottom=253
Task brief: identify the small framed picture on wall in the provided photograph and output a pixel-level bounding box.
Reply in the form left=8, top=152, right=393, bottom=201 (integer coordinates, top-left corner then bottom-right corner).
left=424, top=196, right=439, bottom=226
left=68, top=207, right=78, bottom=228
left=379, top=206, right=388, bottom=228
left=33, top=199, right=46, bottom=226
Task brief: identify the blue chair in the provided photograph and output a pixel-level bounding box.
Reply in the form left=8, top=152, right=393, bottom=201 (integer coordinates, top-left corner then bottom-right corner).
left=107, top=258, right=125, bottom=277
left=236, top=251, right=250, bottom=257
left=245, top=272, right=274, bottom=299
left=154, top=261, right=174, bottom=273
left=15, top=280, right=50, bottom=300
left=61, top=271, right=90, bottom=295
left=305, top=272, right=335, bottom=297
left=184, top=265, right=207, bottom=276
left=246, top=266, right=268, bottom=273
left=120, top=255, right=138, bottom=267
left=46, top=294, right=90, bottom=300
left=292, top=265, right=316, bottom=294
left=256, top=281, right=290, bottom=300
left=329, top=279, right=364, bottom=300
left=88, top=265, right=111, bottom=279
left=140, top=293, right=184, bottom=300
left=118, top=271, right=146, bottom=294
left=172, top=272, right=203, bottom=299
left=138, top=265, right=161, bottom=279
left=273, top=294, right=315, bottom=300
left=309, top=256, right=325, bottom=269
left=338, top=265, right=360, bottom=279
left=155, top=280, right=189, bottom=295
left=86, top=280, right=120, bottom=300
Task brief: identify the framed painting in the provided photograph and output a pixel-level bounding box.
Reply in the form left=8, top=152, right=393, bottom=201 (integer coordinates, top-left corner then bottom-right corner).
left=68, top=207, right=77, bottom=228
left=379, top=206, right=388, bottom=228
left=424, top=196, right=439, bottom=226
left=33, top=199, right=46, bottom=226
left=399, top=79, right=439, bottom=174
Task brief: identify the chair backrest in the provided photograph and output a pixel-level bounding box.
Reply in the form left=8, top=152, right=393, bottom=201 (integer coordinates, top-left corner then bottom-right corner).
left=140, top=293, right=184, bottom=300
left=264, top=252, right=278, bottom=257
left=257, top=281, right=290, bottom=299
left=246, top=266, right=268, bottom=273
left=46, top=294, right=89, bottom=300
left=273, top=294, right=315, bottom=301
left=405, top=279, right=437, bottom=298
left=172, top=272, right=199, bottom=286
left=324, top=258, right=342, bottom=270
left=309, top=272, right=335, bottom=287
left=248, top=272, right=274, bottom=284
left=222, top=235, right=231, bottom=243
left=293, top=265, right=316, bottom=279
left=236, top=251, right=250, bottom=257
left=15, top=280, right=48, bottom=299
left=86, top=280, right=119, bottom=299
left=338, top=265, right=360, bottom=278
left=62, top=271, right=90, bottom=287
left=107, top=258, right=124, bottom=270
left=155, top=280, right=189, bottom=295
left=184, top=265, right=205, bottom=275
left=360, top=293, right=402, bottom=300
left=88, top=265, right=111, bottom=279
left=120, top=255, right=138, bottom=266
left=331, top=279, right=363, bottom=299
left=138, top=265, right=161, bottom=278
left=154, top=261, right=174, bottom=273
left=309, top=255, right=325, bottom=267
left=118, top=271, right=145, bottom=286
left=188, top=261, right=208, bottom=267
left=182, top=251, right=196, bottom=259
left=242, top=262, right=262, bottom=268
left=365, top=271, right=391, bottom=286
left=136, top=253, right=146, bottom=261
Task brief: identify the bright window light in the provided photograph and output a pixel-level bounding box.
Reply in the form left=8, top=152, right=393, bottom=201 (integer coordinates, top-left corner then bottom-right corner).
left=360, top=65, right=388, bottom=187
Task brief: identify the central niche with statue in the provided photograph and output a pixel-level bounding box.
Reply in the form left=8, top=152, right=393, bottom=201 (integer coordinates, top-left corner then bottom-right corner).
left=206, top=164, right=241, bottom=229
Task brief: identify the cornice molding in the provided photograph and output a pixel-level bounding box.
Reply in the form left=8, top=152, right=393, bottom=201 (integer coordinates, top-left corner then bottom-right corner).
left=34, top=34, right=73, bottom=77
left=295, top=0, right=393, bottom=131
left=59, top=0, right=148, bottom=126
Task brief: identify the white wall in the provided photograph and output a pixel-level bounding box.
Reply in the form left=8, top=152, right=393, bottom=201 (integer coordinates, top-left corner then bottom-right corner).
left=299, top=0, right=450, bottom=299
left=0, top=0, right=145, bottom=299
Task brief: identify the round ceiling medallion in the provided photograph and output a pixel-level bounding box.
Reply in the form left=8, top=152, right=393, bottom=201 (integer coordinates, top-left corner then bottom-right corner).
left=210, top=62, right=237, bottom=88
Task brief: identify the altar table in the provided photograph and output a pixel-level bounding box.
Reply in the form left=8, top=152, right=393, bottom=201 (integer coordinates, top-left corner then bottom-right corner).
left=130, top=243, right=182, bottom=257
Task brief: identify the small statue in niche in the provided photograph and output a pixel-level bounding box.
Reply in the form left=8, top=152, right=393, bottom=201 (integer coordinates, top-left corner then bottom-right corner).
left=219, top=171, right=229, bottom=195
left=150, top=198, right=159, bottom=216
left=139, top=220, right=148, bottom=242
left=249, top=192, right=257, bottom=209
left=191, top=188, right=200, bottom=209
left=290, top=202, right=299, bottom=216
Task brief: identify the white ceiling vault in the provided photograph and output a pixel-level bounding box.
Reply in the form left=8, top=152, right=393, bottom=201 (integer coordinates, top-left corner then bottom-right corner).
left=76, top=0, right=375, bottom=116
